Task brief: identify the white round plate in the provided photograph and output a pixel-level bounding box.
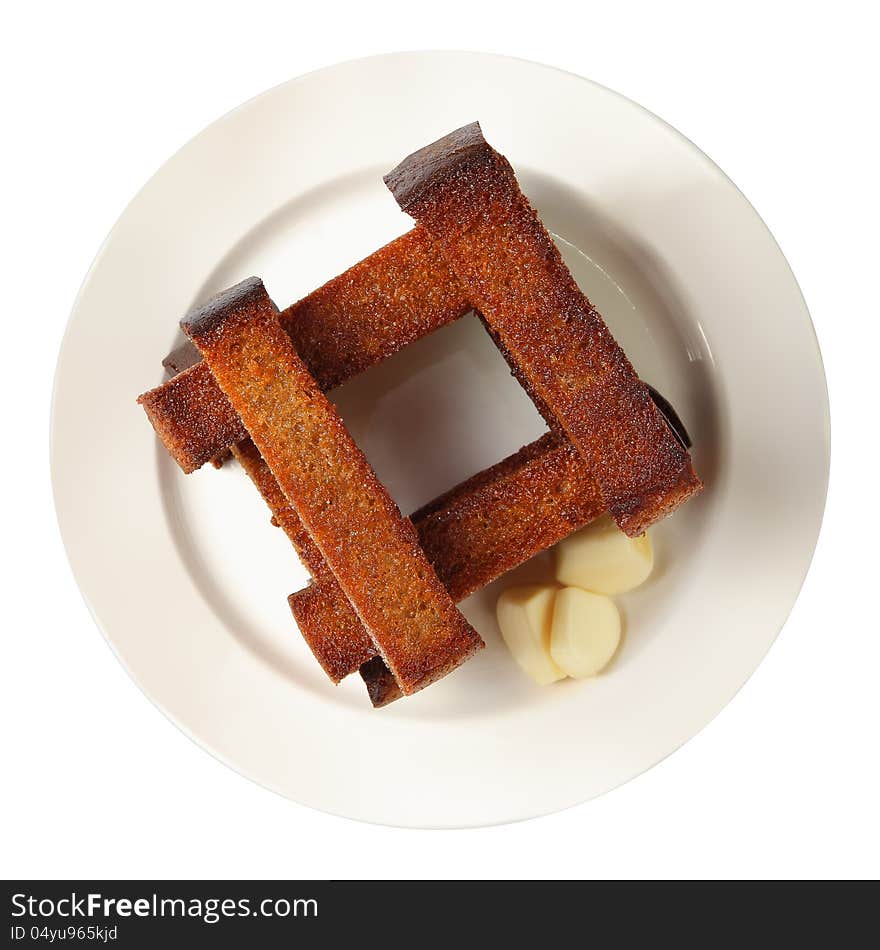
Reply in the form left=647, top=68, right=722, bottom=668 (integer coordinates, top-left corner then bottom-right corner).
left=52, top=52, right=829, bottom=828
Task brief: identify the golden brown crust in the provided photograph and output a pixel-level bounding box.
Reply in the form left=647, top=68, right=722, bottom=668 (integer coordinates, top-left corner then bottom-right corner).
left=415, top=433, right=603, bottom=600
left=288, top=432, right=605, bottom=700
left=139, top=361, right=249, bottom=473
left=182, top=278, right=483, bottom=695
left=385, top=123, right=702, bottom=535
left=289, top=584, right=377, bottom=684
left=283, top=226, right=469, bottom=391
left=138, top=228, right=470, bottom=472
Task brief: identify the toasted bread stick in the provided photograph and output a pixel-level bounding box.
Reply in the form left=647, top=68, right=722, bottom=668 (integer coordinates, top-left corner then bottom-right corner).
left=289, top=582, right=376, bottom=685
left=139, top=228, right=470, bottom=472
left=288, top=433, right=604, bottom=698
left=410, top=434, right=603, bottom=600
left=385, top=123, right=702, bottom=535
left=182, top=277, right=483, bottom=694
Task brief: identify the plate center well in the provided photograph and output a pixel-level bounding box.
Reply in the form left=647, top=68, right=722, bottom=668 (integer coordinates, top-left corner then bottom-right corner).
left=159, top=167, right=718, bottom=717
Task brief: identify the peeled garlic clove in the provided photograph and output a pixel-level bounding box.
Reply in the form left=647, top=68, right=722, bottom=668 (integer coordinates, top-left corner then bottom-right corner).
left=496, top=585, right=566, bottom=685
left=555, top=514, right=653, bottom=595
left=550, top=587, right=621, bottom=678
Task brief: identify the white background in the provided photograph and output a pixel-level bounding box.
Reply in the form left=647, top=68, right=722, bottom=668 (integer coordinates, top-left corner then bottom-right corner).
left=2, top=1, right=878, bottom=880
